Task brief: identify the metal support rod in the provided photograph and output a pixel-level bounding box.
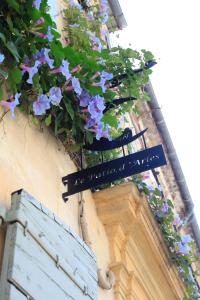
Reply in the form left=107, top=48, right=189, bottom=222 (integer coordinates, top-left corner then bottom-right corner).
left=122, top=146, right=125, bottom=157
left=80, top=147, right=83, bottom=170
left=142, top=135, right=147, bottom=149
left=101, top=152, right=104, bottom=163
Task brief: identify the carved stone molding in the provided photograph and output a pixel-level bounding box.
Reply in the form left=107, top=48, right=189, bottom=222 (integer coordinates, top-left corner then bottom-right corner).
left=93, top=183, right=186, bottom=300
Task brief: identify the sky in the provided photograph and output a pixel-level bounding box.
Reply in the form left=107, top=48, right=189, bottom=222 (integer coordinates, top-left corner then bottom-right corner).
left=111, top=0, right=200, bottom=218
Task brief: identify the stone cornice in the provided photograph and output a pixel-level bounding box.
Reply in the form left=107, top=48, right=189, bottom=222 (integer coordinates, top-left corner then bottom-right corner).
left=94, top=183, right=186, bottom=300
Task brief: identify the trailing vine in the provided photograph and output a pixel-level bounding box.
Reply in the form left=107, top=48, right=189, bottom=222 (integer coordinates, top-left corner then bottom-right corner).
left=0, top=0, right=154, bottom=151
left=1, top=1, right=199, bottom=298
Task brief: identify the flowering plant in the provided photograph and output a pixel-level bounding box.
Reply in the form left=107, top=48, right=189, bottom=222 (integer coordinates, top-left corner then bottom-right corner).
left=135, top=176, right=200, bottom=300
left=0, top=0, right=154, bottom=151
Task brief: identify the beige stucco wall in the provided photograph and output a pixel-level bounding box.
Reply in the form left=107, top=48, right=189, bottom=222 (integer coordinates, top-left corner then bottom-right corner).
left=0, top=108, right=114, bottom=300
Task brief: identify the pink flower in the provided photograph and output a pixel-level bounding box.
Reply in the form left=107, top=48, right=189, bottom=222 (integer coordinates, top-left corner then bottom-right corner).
left=35, top=17, right=45, bottom=26
left=71, top=65, right=81, bottom=74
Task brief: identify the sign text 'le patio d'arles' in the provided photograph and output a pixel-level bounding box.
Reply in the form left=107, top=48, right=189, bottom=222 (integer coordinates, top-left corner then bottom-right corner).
left=62, top=61, right=167, bottom=202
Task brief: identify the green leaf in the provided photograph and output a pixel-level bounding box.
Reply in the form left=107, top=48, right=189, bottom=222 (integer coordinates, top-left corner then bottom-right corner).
left=70, top=144, right=81, bottom=152
left=45, top=114, right=52, bottom=126
left=56, top=128, right=67, bottom=135
left=64, top=100, right=74, bottom=120
left=102, top=113, right=118, bottom=129
left=9, top=67, right=22, bottom=84
left=50, top=42, right=64, bottom=65
left=0, top=68, right=8, bottom=80
left=85, top=131, right=94, bottom=144
left=30, top=116, right=39, bottom=126
left=7, top=0, right=20, bottom=12
left=6, top=41, right=20, bottom=62
left=167, top=199, right=174, bottom=208
left=0, top=33, right=6, bottom=44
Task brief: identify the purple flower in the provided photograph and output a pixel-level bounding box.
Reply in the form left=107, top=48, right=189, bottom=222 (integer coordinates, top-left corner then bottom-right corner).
left=35, top=17, right=45, bottom=26
left=85, top=117, right=96, bottom=129
left=97, top=71, right=113, bottom=93
left=33, top=0, right=42, bottom=10
left=33, top=94, right=50, bottom=115
left=94, top=95, right=105, bottom=111
left=87, top=32, right=103, bottom=52
left=162, top=202, right=169, bottom=214
left=173, top=214, right=182, bottom=227
left=35, top=48, right=54, bottom=69
left=101, top=28, right=108, bottom=37
left=99, top=0, right=109, bottom=23
left=0, top=53, right=5, bottom=64
left=146, top=183, right=155, bottom=192
left=47, top=26, right=54, bottom=42
left=97, top=57, right=106, bottom=65
left=101, top=12, right=109, bottom=24
left=88, top=95, right=105, bottom=121
left=69, top=24, right=80, bottom=28
left=60, top=60, right=71, bottom=80
left=95, top=122, right=111, bottom=140
left=72, top=76, right=82, bottom=96
left=21, top=60, right=41, bottom=84
left=118, top=115, right=125, bottom=129
left=101, top=71, right=113, bottom=81
left=0, top=93, right=21, bottom=118
left=181, top=234, right=192, bottom=244
left=49, top=87, right=63, bottom=105
left=79, top=90, right=91, bottom=107
left=178, top=242, right=191, bottom=255
left=87, top=13, right=95, bottom=21
left=69, top=0, right=83, bottom=11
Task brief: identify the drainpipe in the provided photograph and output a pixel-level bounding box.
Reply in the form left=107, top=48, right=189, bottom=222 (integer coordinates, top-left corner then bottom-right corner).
left=145, top=82, right=200, bottom=251
left=108, top=0, right=127, bottom=30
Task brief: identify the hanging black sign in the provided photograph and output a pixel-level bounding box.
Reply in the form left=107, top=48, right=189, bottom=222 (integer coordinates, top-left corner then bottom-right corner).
left=62, top=61, right=166, bottom=202
left=62, top=144, right=166, bottom=202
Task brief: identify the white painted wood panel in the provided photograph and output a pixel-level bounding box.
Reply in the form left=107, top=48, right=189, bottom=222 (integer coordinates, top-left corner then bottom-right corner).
left=0, top=190, right=97, bottom=300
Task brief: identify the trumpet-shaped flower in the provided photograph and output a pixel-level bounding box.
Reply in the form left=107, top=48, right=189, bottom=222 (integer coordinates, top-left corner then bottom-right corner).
left=162, top=202, right=169, bottom=214
left=98, top=71, right=113, bottom=93
left=88, top=95, right=105, bottom=121
left=85, top=117, right=96, bottom=129
left=49, top=87, right=63, bottom=105
left=173, top=214, right=182, bottom=227
left=72, top=76, right=82, bottom=96
left=47, top=26, right=54, bottom=42
left=33, top=0, right=42, bottom=10
left=0, top=53, right=5, bottom=64
left=33, top=94, right=50, bottom=115
left=21, top=60, right=41, bottom=84
left=35, top=48, right=54, bottom=69
left=79, top=90, right=91, bottom=107
left=69, top=24, right=80, bottom=28
left=181, top=234, right=192, bottom=244
left=60, top=60, right=71, bottom=80
left=0, top=93, right=21, bottom=118
left=178, top=242, right=191, bottom=255
left=35, top=17, right=45, bottom=26
left=99, top=0, right=109, bottom=23
left=69, top=0, right=83, bottom=11
left=95, top=122, right=111, bottom=140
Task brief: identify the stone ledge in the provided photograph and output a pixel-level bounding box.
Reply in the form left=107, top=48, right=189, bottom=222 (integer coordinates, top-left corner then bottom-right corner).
left=94, top=182, right=186, bottom=300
